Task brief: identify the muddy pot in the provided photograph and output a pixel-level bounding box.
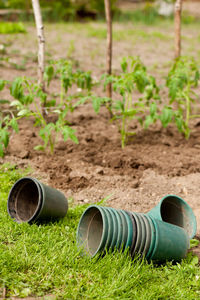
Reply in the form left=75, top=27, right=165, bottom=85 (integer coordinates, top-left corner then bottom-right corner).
left=7, top=177, right=68, bottom=223
left=146, top=194, right=197, bottom=239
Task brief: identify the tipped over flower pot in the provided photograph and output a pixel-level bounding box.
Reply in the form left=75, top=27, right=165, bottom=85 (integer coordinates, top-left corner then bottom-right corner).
left=149, top=217, right=189, bottom=262
left=146, top=194, right=197, bottom=239
left=76, top=205, right=189, bottom=262
left=7, top=177, right=68, bottom=223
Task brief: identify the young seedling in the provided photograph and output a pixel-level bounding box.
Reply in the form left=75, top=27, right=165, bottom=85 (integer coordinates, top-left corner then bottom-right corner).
left=44, top=59, right=93, bottom=109
left=0, top=22, right=26, bottom=34
left=9, top=76, right=78, bottom=154
left=0, top=111, right=19, bottom=157
left=5, top=59, right=94, bottom=154
left=0, top=80, right=18, bottom=157
left=166, top=56, right=200, bottom=138
left=103, top=56, right=160, bottom=147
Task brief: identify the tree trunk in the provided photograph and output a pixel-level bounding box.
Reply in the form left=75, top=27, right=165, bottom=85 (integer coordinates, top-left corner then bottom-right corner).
left=32, top=0, right=45, bottom=91
left=104, top=0, right=112, bottom=99
left=174, top=0, right=182, bottom=59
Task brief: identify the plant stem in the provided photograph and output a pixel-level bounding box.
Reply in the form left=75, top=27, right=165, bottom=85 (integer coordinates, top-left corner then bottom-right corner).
left=49, top=135, right=54, bottom=154
left=121, top=115, right=126, bottom=148
left=26, top=82, right=46, bottom=126
left=60, top=79, right=64, bottom=107
left=183, top=89, right=190, bottom=129
left=121, top=93, right=132, bottom=148
left=190, top=114, right=200, bottom=119
left=186, top=96, right=190, bottom=128
left=33, top=98, right=46, bottom=126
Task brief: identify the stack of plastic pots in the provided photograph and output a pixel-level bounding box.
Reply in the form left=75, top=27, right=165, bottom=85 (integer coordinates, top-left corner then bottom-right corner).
left=76, top=195, right=196, bottom=262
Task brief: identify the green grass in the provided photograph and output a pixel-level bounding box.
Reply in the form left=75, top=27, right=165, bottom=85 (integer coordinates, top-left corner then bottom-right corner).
left=85, top=24, right=171, bottom=42
left=1, top=164, right=200, bottom=299
left=0, top=22, right=26, bottom=34
left=114, top=7, right=200, bottom=26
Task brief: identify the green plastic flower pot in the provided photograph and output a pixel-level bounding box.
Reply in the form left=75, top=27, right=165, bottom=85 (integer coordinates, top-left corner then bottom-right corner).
left=125, top=211, right=137, bottom=256
left=77, top=204, right=190, bottom=262
left=145, top=215, right=156, bottom=260
left=118, top=210, right=128, bottom=251
left=131, top=212, right=142, bottom=256
left=140, top=214, right=152, bottom=257
left=121, top=210, right=133, bottom=249
left=136, top=213, right=146, bottom=255
left=109, top=207, right=123, bottom=249
left=129, top=213, right=152, bottom=258
left=101, top=207, right=114, bottom=251
left=106, top=207, right=118, bottom=250
left=76, top=205, right=133, bottom=257
left=7, top=177, right=68, bottom=223
left=76, top=205, right=108, bottom=257
left=149, top=217, right=189, bottom=262
left=146, top=194, right=197, bottom=239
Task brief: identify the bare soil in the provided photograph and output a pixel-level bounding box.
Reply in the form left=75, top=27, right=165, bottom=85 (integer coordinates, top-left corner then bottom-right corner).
left=1, top=20, right=200, bottom=258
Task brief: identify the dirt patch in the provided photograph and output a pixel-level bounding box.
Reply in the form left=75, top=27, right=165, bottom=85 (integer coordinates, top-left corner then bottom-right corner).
left=3, top=106, right=200, bottom=229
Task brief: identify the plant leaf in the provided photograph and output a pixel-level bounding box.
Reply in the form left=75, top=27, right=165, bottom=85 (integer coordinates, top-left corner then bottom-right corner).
left=10, top=77, right=24, bottom=100
left=44, top=65, right=54, bottom=87
left=34, top=145, right=45, bottom=151
left=144, top=115, right=154, bottom=128
left=0, top=79, right=5, bottom=91
left=17, top=109, right=29, bottom=117
left=190, top=239, right=199, bottom=249
left=0, top=142, right=4, bottom=157
left=10, top=118, right=19, bottom=133
left=92, top=97, right=101, bottom=113
left=1, top=128, right=9, bottom=148
left=62, top=126, right=78, bottom=144
left=160, top=106, right=173, bottom=128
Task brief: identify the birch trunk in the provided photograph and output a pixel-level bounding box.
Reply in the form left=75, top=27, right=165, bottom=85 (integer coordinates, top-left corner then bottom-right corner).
left=32, top=0, right=45, bottom=90
left=174, top=0, right=182, bottom=59
left=104, top=0, right=112, bottom=99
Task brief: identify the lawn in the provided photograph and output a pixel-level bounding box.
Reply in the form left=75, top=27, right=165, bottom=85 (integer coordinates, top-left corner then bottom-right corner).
left=0, top=164, right=200, bottom=299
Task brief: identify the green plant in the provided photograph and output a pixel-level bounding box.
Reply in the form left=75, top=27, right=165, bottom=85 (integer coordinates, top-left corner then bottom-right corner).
left=0, top=112, right=19, bottom=157
left=9, top=57, right=27, bottom=70
left=165, top=56, right=200, bottom=138
left=9, top=76, right=79, bottom=154
left=66, top=40, right=75, bottom=58
left=102, top=56, right=160, bottom=148
left=114, top=3, right=160, bottom=25
left=190, top=239, right=199, bottom=249
left=1, top=59, right=93, bottom=154
left=0, top=59, right=94, bottom=155
left=0, top=22, right=26, bottom=34
left=0, top=80, right=19, bottom=157
left=44, top=59, right=93, bottom=108
left=0, top=43, right=6, bottom=55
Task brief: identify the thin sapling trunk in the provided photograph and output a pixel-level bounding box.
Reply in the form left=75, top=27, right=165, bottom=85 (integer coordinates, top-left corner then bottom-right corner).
left=104, top=0, right=113, bottom=102
left=32, top=0, right=45, bottom=92
left=174, top=0, right=182, bottom=58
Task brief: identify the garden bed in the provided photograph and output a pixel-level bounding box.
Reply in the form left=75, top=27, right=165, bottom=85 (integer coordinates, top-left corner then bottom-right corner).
left=1, top=21, right=200, bottom=251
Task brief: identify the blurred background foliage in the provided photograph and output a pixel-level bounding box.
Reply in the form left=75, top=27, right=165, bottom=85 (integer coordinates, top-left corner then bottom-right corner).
left=0, top=0, right=118, bottom=20
left=0, top=0, right=197, bottom=24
